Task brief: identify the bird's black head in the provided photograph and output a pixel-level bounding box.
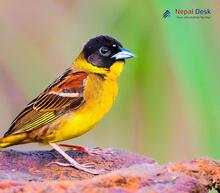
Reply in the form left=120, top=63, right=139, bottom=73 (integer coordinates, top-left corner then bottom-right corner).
left=83, top=35, right=134, bottom=68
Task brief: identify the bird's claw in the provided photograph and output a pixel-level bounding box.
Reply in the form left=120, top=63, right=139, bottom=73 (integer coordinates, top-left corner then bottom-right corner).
left=48, top=161, right=104, bottom=175
left=81, top=162, right=97, bottom=169
left=58, top=144, right=114, bottom=156
left=87, top=147, right=114, bottom=156
left=47, top=161, right=71, bottom=167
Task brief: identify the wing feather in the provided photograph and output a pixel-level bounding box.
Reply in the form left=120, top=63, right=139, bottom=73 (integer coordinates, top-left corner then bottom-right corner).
left=4, top=69, right=88, bottom=137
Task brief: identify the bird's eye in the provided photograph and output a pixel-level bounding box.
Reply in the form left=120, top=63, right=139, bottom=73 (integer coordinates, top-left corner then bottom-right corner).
left=99, top=46, right=111, bottom=56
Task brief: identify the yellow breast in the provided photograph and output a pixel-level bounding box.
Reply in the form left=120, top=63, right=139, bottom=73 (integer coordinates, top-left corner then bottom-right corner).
left=49, top=61, right=123, bottom=142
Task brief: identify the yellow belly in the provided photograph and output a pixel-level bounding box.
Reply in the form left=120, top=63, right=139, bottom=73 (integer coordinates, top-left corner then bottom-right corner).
left=46, top=74, right=118, bottom=143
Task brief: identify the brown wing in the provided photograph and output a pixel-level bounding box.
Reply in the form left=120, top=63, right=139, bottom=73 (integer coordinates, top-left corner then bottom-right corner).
left=4, top=69, right=88, bottom=136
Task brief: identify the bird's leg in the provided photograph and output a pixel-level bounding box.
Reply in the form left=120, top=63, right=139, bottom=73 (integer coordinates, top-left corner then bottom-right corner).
left=58, top=144, right=88, bottom=152
left=59, top=143, right=113, bottom=156
left=49, top=143, right=104, bottom=175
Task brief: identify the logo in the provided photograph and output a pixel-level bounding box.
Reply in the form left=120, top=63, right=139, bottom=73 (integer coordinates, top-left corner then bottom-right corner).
left=175, top=9, right=211, bottom=19
left=163, top=8, right=212, bottom=19
left=175, top=9, right=211, bottom=15
left=163, top=10, right=171, bottom=18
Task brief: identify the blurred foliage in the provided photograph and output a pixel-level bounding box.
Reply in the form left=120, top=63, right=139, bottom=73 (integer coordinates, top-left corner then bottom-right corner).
left=0, top=0, right=219, bottom=162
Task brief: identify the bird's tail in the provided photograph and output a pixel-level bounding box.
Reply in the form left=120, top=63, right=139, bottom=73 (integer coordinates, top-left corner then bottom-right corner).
left=0, top=133, right=27, bottom=148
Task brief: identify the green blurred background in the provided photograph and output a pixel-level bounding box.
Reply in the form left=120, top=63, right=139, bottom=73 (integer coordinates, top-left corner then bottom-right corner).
left=0, top=0, right=219, bottom=163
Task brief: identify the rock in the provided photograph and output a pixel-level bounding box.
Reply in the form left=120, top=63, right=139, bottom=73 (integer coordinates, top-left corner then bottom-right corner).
left=0, top=149, right=219, bottom=193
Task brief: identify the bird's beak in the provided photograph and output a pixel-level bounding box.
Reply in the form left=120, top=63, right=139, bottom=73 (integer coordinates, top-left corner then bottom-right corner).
left=111, top=47, right=135, bottom=60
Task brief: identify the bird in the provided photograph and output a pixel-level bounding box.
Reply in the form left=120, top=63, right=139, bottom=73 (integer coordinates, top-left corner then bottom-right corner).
left=0, top=35, right=135, bottom=174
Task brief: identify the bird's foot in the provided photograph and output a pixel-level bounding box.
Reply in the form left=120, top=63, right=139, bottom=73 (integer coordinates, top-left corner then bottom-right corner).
left=49, top=142, right=104, bottom=175
left=49, top=161, right=104, bottom=175
left=85, top=147, right=114, bottom=156
left=59, top=144, right=113, bottom=156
